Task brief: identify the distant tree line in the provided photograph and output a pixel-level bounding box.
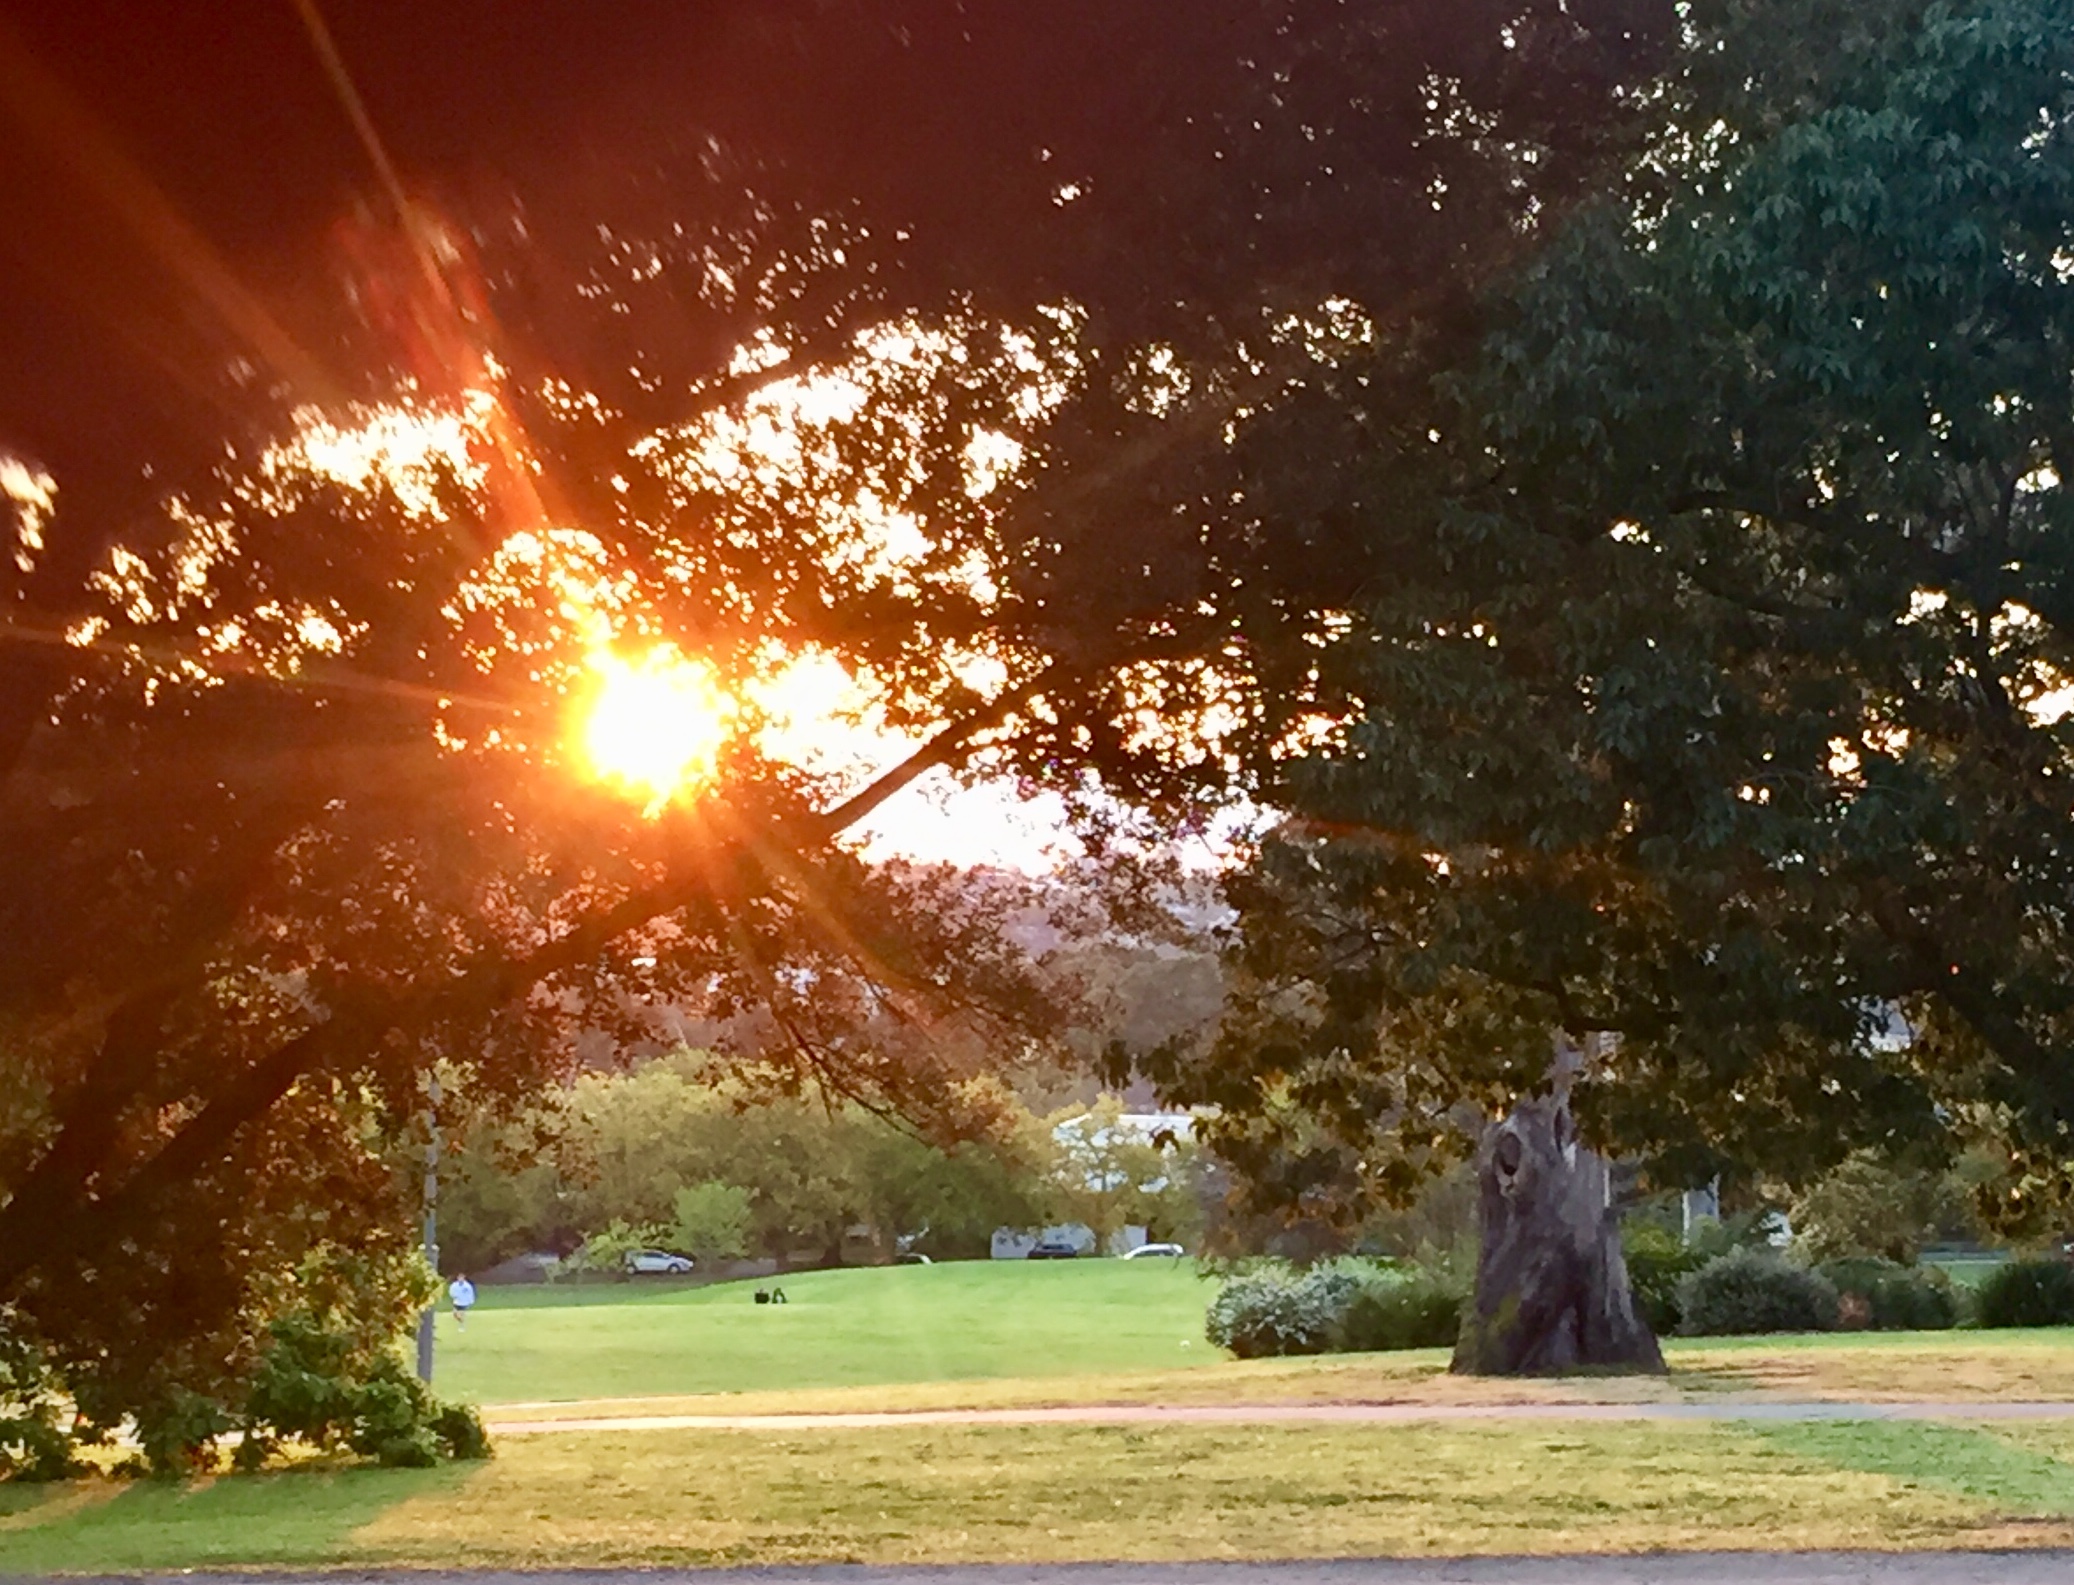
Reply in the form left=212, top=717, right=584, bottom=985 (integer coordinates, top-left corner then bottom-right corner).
left=436, top=1050, right=1206, bottom=1273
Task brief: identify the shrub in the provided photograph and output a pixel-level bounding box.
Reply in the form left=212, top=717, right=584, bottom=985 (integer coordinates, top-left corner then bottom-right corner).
left=433, top=1401, right=492, bottom=1460
left=1975, top=1258, right=2074, bottom=1328
left=1205, top=1269, right=1342, bottom=1357
left=0, top=1317, right=79, bottom=1483
left=133, top=1389, right=233, bottom=1477
left=1677, top=1248, right=1840, bottom=1336
left=238, top=1313, right=492, bottom=1470
left=1622, top=1222, right=1708, bottom=1336
left=1206, top=1260, right=1463, bottom=1357
left=1335, top=1267, right=1465, bottom=1351
left=1818, top=1258, right=1958, bottom=1331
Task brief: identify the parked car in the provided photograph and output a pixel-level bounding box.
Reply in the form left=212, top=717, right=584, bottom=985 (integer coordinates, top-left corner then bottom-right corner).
left=1124, top=1242, right=1185, bottom=1259
left=623, top=1248, right=695, bottom=1275
left=1027, top=1240, right=1081, bottom=1260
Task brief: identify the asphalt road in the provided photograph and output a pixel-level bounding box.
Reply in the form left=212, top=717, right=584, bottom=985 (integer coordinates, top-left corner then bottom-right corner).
left=48, top=1558, right=2074, bottom=1585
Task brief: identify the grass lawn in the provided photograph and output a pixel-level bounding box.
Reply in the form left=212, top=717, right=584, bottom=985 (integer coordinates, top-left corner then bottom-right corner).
left=476, top=1329, right=2074, bottom=1425
left=9, top=1264, right=2074, bottom=1573
left=437, top=1258, right=2074, bottom=1418
left=438, top=1259, right=1215, bottom=1405
left=9, top=1418, right=2074, bottom=1572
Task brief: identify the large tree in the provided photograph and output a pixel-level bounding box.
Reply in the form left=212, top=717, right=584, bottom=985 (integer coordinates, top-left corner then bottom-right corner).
left=1139, top=0, right=2074, bottom=1367
left=0, top=0, right=1667, bottom=1416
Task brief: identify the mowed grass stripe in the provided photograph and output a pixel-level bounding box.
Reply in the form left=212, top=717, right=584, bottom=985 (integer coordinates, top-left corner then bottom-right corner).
left=437, top=1261, right=2074, bottom=1410
left=9, top=1420, right=2074, bottom=1573
left=438, top=1259, right=1216, bottom=1405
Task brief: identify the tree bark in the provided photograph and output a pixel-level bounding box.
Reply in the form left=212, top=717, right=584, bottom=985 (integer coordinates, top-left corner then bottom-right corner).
left=1451, top=1087, right=1664, bottom=1375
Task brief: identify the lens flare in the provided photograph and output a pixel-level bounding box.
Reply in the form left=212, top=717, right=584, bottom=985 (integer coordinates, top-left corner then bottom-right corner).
left=580, top=645, right=730, bottom=814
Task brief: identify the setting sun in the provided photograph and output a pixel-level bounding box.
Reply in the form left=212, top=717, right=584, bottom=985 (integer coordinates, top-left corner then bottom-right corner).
left=579, top=644, right=731, bottom=814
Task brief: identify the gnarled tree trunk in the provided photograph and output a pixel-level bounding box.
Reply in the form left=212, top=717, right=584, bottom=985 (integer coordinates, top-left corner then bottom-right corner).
left=1451, top=1087, right=1663, bottom=1375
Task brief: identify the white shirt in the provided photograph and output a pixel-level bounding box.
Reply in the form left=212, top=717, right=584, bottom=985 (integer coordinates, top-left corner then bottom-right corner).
left=448, top=1277, right=476, bottom=1309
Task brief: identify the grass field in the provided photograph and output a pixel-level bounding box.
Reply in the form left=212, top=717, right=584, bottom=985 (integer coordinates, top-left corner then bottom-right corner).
left=475, top=1330, right=2074, bottom=1426
left=9, top=1418, right=2074, bottom=1571
left=439, top=1260, right=2074, bottom=1415
left=437, top=1259, right=1214, bottom=1404
left=8, top=1261, right=2074, bottom=1574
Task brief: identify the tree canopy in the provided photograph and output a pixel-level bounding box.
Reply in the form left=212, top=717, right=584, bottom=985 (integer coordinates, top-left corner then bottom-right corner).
left=0, top=0, right=1669, bottom=1417
left=1145, top=0, right=2074, bottom=1235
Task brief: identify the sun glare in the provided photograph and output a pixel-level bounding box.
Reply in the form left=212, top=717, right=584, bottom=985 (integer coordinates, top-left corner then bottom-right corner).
left=580, top=644, right=731, bottom=814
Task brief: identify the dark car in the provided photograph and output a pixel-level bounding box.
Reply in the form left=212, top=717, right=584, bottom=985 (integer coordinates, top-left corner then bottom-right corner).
left=1027, top=1240, right=1081, bottom=1260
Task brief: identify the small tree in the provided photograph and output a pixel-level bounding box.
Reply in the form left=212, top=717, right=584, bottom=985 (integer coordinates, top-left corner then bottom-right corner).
left=1047, top=1099, right=1201, bottom=1250
left=670, top=1181, right=752, bottom=1264
left=1792, top=1153, right=1976, bottom=1266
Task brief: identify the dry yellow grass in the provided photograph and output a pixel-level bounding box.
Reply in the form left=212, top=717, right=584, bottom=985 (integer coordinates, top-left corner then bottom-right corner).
left=9, top=1420, right=2064, bottom=1573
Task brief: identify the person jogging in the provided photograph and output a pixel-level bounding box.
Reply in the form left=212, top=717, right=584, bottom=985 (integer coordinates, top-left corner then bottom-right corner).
left=448, top=1273, right=477, bottom=1329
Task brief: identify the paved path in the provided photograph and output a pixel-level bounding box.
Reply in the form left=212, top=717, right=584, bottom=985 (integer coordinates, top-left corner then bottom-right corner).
left=486, top=1400, right=2074, bottom=1433
left=57, top=1555, right=2074, bottom=1584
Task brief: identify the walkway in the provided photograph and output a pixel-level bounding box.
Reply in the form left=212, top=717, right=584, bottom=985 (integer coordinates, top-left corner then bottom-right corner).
left=485, top=1400, right=2074, bottom=1433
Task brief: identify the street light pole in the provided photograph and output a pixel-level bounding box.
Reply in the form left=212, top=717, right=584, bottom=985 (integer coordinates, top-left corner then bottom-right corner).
left=415, top=1071, right=442, bottom=1384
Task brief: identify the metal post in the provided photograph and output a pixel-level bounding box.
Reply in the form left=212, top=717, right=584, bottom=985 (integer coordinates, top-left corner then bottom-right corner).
left=415, top=1072, right=442, bottom=1383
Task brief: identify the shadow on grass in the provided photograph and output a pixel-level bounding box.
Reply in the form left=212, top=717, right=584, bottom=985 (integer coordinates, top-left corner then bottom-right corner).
left=0, top=1459, right=476, bottom=1575
left=1759, top=1420, right=2074, bottom=1518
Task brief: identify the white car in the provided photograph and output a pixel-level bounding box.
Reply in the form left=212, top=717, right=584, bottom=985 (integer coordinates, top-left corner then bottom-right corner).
left=623, top=1248, right=695, bottom=1275
left=1124, top=1242, right=1186, bottom=1259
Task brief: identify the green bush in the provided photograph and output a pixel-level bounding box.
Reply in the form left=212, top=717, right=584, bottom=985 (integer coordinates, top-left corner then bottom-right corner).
left=1622, top=1222, right=1708, bottom=1335
left=1334, top=1267, right=1465, bottom=1351
left=0, top=1317, right=79, bottom=1483
left=1975, top=1258, right=2074, bottom=1328
left=432, top=1401, right=492, bottom=1460
left=1818, top=1258, right=1958, bottom=1331
left=238, top=1313, right=492, bottom=1471
left=1205, top=1268, right=1345, bottom=1357
left=1206, top=1261, right=1463, bottom=1357
left=132, top=1388, right=233, bottom=1478
left=1677, top=1248, right=1840, bottom=1336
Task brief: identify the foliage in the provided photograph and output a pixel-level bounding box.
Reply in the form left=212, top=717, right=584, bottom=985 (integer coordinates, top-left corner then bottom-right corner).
left=1974, top=1259, right=2074, bottom=1329
left=1793, top=1154, right=1978, bottom=1265
left=552, top=1219, right=674, bottom=1280
left=437, top=1113, right=573, bottom=1273
left=1356, top=1162, right=1480, bottom=1266
left=0, top=1313, right=79, bottom=1483
left=670, top=1181, right=753, bottom=1265
left=0, top=0, right=1671, bottom=1408
left=1621, top=1223, right=1710, bottom=1337
left=238, top=1313, right=489, bottom=1470
left=1334, top=1267, right=1468, bottom=1353
left=1204, top=1269, right=1346, bottom=1359
left=443, top=1054, right=1125, bottom=1268
left=1204, top=1260, right=1463, bottom=1358
left=4, top=1246, right=484, bottom=1479
left=131, top=1389, right=235, bottom=1479
left=1044, top=1097, right=1205, bottom=1252
left=1140, top=0, right=2074, bottom=1244
left=1677, top=1250, right=1840, bottom=1337
left=1816, top=1258, right=1959, bottom=1332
